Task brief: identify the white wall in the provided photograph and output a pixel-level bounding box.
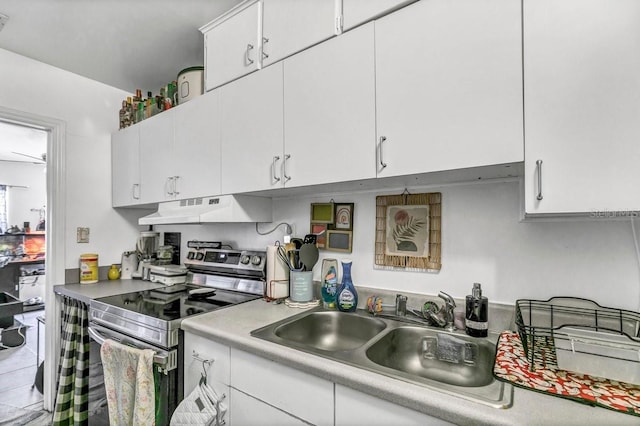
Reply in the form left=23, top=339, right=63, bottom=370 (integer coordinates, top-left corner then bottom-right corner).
left=0, top=162, right=46, bottom=229
left=0, top=48, right=143, bottom=270
left=156, top=179, right=640, bottom=311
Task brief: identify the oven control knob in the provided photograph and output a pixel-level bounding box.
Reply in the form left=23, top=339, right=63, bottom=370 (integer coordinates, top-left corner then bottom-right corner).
left=251, top=255, right=262, bottom=266
left=196, top=252, right=205, bottom=261
left=240, top=255, right=250, bottom=265
left=187, top=251, right=196, bottom=260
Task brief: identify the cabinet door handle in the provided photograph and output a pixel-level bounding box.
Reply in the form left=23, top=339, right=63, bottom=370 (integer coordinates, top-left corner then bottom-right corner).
left=133, top=184, right=140, bottom=200
left=166, top=177, right=174, bottom=196
left=283, top=154, right=292, bottom=183
left=272, top=156, right=281, bottom=183
left=245, top=44, right=254, bottom=66
left=173, top=176, right=180, bottom=196
left=379, top=136, right=388, bottom=169
left=262, top=37, right=269, bottom=60
left=536, top=159, right=543, bottom=201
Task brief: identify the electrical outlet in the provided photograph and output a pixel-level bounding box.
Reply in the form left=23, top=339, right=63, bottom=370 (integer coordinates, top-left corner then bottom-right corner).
left=77, top=227, right=90, bottom=243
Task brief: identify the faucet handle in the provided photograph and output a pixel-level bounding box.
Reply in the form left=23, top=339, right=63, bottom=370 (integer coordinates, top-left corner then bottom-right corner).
left=438, top=291, right=456, bottom=308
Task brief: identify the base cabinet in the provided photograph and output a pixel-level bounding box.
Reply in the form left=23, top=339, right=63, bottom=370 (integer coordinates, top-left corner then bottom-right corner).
left=229, top=389, right=307, bottom=426
left=335, top=384, right=454, bottom=426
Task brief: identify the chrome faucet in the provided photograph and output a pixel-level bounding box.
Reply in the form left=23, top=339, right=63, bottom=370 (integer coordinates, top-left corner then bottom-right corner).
left=438, top=291, right=456, bottom=332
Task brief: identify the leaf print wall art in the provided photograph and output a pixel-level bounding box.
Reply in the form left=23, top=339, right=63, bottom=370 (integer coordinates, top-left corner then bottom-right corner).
left=375, top=192, right=441, bottom=271
left=386, top=205, right=430, bottom=257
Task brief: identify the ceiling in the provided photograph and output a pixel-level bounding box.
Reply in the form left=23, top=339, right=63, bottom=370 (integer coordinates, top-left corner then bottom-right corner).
left=0, top=0, right=243, bottom=94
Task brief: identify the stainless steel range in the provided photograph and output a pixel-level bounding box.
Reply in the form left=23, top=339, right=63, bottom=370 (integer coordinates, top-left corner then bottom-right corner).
left=88, top=245, right=266, bottom=424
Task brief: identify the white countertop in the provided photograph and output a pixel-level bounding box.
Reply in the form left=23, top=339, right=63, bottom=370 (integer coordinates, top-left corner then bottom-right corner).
left=181, top=299, right=638, bottom=426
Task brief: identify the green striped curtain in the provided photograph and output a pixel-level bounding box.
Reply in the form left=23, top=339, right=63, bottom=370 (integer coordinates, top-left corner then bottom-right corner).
left=53, top=296, right=90, bottom=426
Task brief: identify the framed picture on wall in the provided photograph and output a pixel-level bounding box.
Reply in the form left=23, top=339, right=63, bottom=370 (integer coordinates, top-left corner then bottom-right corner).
left=326, top=230, right=352, bottom=253
left=334, top=203, right=354, bottom=231
left=310, top=223, right=328, bottom=249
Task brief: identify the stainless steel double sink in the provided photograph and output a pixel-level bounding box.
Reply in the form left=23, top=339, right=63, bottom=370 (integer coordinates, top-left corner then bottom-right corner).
left=251, top=307, right=512, bottom=408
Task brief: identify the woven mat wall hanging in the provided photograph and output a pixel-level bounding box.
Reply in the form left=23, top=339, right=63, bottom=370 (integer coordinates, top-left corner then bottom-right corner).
left=374, top=191, right=441, bottom=272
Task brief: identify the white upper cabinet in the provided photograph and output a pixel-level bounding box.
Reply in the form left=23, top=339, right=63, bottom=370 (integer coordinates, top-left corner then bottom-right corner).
left=375, top=0, right=523, bottom=178
left=262, top=0, right=337, bottom=66
left=220, top=62, right=284, bottom=194
left=111, top=125, right=141, bottom=207
left=283, top=22, right=376, bottom=188
left=201, top=0, right=261, bottom=91
left=172, top=91, right=222, bottom=199
left=341, top=0, right=416, bottom=32
left=523, top=0, right=640, bottom=216
left=139, top=110, right=174, bottom=203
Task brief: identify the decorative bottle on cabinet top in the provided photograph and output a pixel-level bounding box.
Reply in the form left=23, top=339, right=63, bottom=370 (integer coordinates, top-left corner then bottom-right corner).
left=337, top=260, right=358, bottom=312
left=465, top=283, right=488, bottom=337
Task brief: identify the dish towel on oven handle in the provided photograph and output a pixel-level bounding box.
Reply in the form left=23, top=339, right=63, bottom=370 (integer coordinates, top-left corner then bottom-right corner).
left=100, top=338, right=156, bottom=426
left=170, top=380, right=226, bottom=426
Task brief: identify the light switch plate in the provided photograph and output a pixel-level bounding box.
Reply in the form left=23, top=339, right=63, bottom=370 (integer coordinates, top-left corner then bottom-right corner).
left=77, top=227, right=90, bottom=243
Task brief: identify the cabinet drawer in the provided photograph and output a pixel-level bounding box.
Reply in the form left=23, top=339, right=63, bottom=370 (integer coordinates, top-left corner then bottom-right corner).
left=184, top=332, right=231, bottom=391
left=229, top=388, right=307, bottom=426
left=230, top=348, right=333, bottom=426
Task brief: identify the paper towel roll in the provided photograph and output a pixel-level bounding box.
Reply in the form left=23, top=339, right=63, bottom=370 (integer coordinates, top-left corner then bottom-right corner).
left=266, top=245, right=289, bottom=299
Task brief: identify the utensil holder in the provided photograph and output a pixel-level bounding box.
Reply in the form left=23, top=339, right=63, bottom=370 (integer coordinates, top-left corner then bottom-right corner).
left=290, top=271, right=313, bottom=303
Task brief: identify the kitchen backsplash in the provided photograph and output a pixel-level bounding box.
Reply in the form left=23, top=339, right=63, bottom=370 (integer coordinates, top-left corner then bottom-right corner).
left=155, top=179, right=640, bottom=312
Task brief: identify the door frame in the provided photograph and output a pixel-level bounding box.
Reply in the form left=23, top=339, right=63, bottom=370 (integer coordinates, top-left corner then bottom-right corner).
left=0, top=106, right=66, bottom=411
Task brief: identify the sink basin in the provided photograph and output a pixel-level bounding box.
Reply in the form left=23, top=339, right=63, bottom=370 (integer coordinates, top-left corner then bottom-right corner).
left=365, top=326, right=495, bottom=387
left=273, top=311, right=387, bottom=351
left=251, top=307, right=512, bottom=409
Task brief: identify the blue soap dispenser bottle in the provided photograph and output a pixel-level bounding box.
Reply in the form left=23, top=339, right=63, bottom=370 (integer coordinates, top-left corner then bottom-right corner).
left=337, top=260, right=358, bottom=312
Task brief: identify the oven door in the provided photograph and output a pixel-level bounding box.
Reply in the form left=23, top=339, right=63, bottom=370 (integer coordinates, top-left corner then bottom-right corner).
left=88, top=322, right=181, bottom=425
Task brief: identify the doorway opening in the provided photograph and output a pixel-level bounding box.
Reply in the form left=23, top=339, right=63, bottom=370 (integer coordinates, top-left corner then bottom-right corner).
left=0, top=119, right=47, bottom=414
left=0, top=107, right=66, bottom=417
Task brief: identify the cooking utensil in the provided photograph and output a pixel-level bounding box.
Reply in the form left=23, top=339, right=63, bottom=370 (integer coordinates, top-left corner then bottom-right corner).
left=299, top=243, right=319, bottom=271
left=277, top=246, right=296, bottom=270
left=303, top=234, right=317, bottom=244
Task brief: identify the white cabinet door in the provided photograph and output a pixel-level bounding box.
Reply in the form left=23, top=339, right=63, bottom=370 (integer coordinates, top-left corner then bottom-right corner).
left=183, top=332, right=230, bottom=425
left=375, top=0, right=523, bottom=178
left=342, top=0, right=416, bottom=31
left=262, top=0, right=337, bottom=66
left=524, top=0, right=640, bottom=215
left=230, top=348, right=333, bottom=426
left=220, top=62, right=284, bottom=194
left=229, top=388, right=306, bottom=426
left=335, top=384, right=454, bottom=425
left=138, top=110, right=175, bottom=203
left=111, top=125, right=141, bottom=207
left=203, top=0, right=261, bottom=91
left=284, top=22, right=376, bottom=187
left=173, top=90, right=222, bottom=199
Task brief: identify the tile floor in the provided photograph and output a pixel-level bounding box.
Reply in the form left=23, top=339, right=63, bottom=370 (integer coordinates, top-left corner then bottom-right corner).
left=0, top=309, right=52, bottom=425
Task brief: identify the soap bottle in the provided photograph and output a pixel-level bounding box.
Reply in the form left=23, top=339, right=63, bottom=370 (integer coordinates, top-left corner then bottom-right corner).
left=337, top=260, right=358, bottom=312
left=321, top=259, right=338, bottom=309
left=465, top=283, right=488, bottom=337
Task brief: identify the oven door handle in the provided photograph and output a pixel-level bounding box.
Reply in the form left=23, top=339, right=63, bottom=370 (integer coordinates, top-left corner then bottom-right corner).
left=88, top=324, right=176, bottom=370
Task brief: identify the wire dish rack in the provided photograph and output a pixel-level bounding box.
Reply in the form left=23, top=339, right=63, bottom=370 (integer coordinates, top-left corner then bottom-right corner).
left=515, top=297, right=640, bottom=383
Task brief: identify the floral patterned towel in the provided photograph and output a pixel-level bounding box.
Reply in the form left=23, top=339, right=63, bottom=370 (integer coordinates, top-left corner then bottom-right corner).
left=100, top=339, right=156, bottom=425
left=493, top=331, right=640, bottom=417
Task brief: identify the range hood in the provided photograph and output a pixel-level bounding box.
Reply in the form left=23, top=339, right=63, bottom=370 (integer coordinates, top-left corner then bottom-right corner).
left=139, top=195, right=272, bottom=225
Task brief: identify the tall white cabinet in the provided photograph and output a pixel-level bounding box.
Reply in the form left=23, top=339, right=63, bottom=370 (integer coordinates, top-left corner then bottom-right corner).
left=283, top=22, right=377, bottom=188
left=111, top=125, right=141, bottom=207
left=374, top=0, right=523, bottom=178
left=523, top=0, right=640, bottom=216
left=262, top=0, right=337, bottom=66
left=202, top=0, right=261, bottom=91
left=220, top=62, right=284, bottom=194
